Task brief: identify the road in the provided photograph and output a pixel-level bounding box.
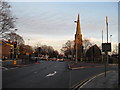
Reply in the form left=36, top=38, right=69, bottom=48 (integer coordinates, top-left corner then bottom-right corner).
left=2, top=60, right=117, bottom=88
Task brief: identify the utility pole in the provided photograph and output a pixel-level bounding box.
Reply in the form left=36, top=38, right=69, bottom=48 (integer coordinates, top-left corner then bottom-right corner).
left=105, top=16, right=109, bottom=77
left=118, top=43, right=120, bottom=88
left=106, top=16, right=109, bottom=65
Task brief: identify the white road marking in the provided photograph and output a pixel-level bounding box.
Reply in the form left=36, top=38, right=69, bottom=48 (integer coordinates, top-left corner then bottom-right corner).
left=2, top=67, right=19, bottom=71
left=34, top=72, right=37, bottom=74
left=9, top=67, right=18, bottom=70
left=79, top=71, right=111, bottom=88
left=2, top=67, right=8, bottom=70
left=46, top=71, right=57, bottom=77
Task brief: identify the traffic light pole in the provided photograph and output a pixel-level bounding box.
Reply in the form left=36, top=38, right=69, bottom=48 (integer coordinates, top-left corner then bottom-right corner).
left=13, top=41, right=17, bottom=65
left=14, top=48, right=16, bottom=59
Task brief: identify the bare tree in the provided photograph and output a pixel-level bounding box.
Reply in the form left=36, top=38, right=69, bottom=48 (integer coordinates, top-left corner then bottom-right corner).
left=112, top=44, right=118, bottom=55
left=35, top=45, right=59, bottom=58
left=61, top=40, right=74, bottom=59
left=6, top=32, right=25, bottom=45
left=83, top=38, right=92, bottom=53
left=0, top=0, right=17, bottom=39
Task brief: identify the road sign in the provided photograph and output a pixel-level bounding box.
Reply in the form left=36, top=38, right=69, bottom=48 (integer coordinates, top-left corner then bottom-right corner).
left=102, top=43, right=111, bottom=52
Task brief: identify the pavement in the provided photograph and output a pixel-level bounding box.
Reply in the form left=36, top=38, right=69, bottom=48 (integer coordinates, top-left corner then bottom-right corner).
left=78, top=70, right=118, bottom=89
left=2, top=59, right=38, bottom=71
left=68, top=61, right=118, bottom=89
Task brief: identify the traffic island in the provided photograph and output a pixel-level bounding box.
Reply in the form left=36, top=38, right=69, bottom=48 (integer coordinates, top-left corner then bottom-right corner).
left=68, top=62, right=104, bottom=70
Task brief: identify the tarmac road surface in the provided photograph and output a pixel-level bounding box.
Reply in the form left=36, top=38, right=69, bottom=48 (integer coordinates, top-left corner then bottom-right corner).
left=2, top=60, right=118, bottom=88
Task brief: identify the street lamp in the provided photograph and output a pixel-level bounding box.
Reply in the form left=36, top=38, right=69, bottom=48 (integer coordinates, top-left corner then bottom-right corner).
left=110, top=35, right=112, bottom=43
left=14, top=29, right=17, bottom=32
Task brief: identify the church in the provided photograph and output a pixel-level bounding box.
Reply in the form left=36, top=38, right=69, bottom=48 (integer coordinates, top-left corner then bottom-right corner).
left=74, top=14, right=83, bottom=62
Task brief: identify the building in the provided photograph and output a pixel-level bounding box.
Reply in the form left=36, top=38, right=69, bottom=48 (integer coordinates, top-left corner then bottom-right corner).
left=0, top=40, right=14, bottom=60
left=86, top=44, right=102, bottom=62
left=1, top=33, right=25, bottom=60
left=74, top=14, right=83, bottom=61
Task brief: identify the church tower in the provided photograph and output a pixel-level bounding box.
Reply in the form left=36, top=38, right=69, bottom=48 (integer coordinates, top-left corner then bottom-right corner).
left=74, top=14, right=83, bottom=61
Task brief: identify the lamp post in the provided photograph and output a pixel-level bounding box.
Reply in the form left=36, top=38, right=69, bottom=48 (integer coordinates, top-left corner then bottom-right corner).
left=76, top=39, right=78, bottom=63
left=101, top=29, right=103, bottom=59
left=110, top=35, right=112, bottom=56
left=104, top=16, right=109, bottom=77
left=74, top=21, right=78, bottom=64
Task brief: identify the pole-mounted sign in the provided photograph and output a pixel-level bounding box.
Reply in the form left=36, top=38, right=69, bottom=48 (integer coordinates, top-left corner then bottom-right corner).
left=102, top=43, right=111, bottom=52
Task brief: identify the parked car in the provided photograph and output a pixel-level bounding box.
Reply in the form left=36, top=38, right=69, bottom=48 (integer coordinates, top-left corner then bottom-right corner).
left=30, top=57, right=40, bottom=61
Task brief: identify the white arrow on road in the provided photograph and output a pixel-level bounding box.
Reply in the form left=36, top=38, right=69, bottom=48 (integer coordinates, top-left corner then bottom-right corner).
left=2, top=67, right=8, bottom=70
left=46, top=71, right=57, bottom=77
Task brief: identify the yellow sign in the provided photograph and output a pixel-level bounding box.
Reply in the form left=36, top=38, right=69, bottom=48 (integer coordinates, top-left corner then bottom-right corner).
left=14, top=60, right=17, bottom=65
left=26, top=53, right=29, bottom=55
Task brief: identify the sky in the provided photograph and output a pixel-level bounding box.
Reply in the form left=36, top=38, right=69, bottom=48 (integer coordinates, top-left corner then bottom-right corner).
left=9, top=2, right=118, bottom=52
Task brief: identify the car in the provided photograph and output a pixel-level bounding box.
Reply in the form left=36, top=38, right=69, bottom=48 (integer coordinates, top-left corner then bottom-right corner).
left=50, top=58, right=57, bottom=61
left=30, top=57, right=40, bottom=61
left=57, top=58, right=64, bottom=62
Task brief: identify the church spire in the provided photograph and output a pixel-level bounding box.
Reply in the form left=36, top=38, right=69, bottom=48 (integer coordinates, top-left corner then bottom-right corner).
left=74, top=14, right=83, bottom=61
left=75, top=14, right=82, bottom=45
left=76, top=14, right=81, bottom=35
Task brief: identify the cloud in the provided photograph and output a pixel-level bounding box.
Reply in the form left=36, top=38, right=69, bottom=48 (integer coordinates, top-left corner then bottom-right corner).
left=11, top=2, right=118, bottom=52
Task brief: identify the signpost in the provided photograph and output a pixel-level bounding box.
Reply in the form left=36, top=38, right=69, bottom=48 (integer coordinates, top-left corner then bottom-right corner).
left=102, top=43, right=111, bottom=77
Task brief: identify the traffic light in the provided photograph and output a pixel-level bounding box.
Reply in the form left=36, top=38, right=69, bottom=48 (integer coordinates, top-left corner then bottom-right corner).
left=14, top=42, right=17, bottom=48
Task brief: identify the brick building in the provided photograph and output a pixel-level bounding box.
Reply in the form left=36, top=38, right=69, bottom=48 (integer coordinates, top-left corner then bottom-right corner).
left=0, top=40, right=14, bottom=60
